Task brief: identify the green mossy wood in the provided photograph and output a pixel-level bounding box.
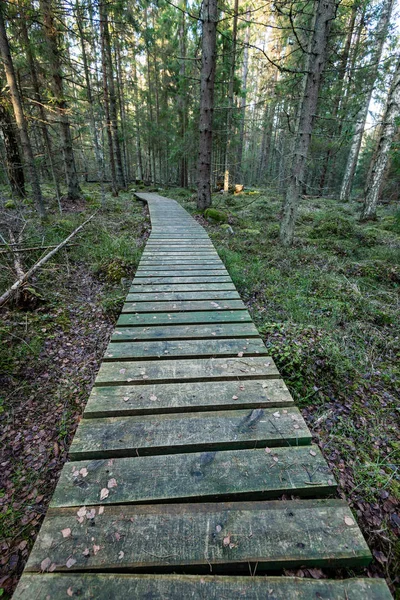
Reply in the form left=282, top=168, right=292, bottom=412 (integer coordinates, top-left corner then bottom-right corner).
left=13, top=575, right=393, bottom=600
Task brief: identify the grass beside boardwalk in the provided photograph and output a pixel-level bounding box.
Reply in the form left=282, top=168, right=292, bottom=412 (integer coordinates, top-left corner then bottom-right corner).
left=166, top=186, right=400, bottom=593
left=0, top=185, right=148, bottom=597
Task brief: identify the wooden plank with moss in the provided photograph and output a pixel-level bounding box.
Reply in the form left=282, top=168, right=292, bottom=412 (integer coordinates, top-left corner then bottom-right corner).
left=84, top=378, right=294, bottom=418
left=131, top=276, right=233, bottom=284
left=117, top=310, right=251, bottom=327
left=68, top=407, right=310, bottom=460
left=104, top=337, right=267, bottom=361
left=122, top=300, right=245, bottom=313
left=125, top=291, right=241, bottom=302
left=51, top=446, right=335, bottom=507
left=13, top=574, right=393, bottom=600
left=130, top=284, right=236, bottom=293
left=96, top=356, right=279, bottom=385
left=111, top=323, right=259, bottom=341
left=25, top=499, right=371, bottom=573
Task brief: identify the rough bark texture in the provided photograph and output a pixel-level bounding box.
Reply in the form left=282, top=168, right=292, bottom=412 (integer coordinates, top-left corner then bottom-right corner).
left=0, top=7, right=44, bottom=216
left=178, top=1, right=188, bottom=188
left=0, top=99, right=25, bottom=198
left=339, top=0, right=394, bottom=202
left=223, top=0, right=239, bottom=193
left=196, top=0, right=217, bottom=210
left=279, top=0, right=336, bottom=246
left=20, top=18, right=61, bottom=207
left=236, top=16, right=250, bottom=182
left=361, top=57, right=400, bottom=221
left=99, top=2, right=125, bottom=190
left=40, top=0, right=81, bottom=200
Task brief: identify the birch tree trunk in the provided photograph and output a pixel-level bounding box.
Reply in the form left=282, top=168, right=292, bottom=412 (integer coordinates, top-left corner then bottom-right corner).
left=361, top=56, right=400, bottom=220
left=40, top=0, right=81, bottom=201
left=196, top=0, right=218, bottom=210
left=0, top=7, right=45, bottom=217
left=339, top=0, right=394, bottom=202
left=279, top=0, right=336, bottom=246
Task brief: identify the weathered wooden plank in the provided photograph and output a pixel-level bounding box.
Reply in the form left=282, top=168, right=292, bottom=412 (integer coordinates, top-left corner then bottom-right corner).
left=139, top=260, right=224, bottom=266
left=137, top=265, right=226, bottom=271
left=130, top=284, right=235, bottom=292
left=125, top=292, right=241, bottom=302
left=111, top=323, right=258, bottom=340
left=117, top=310, right=251, bottom=326
left=122, top=300, right=245, bottom=313
left=84, top=378, right=294, bottom=417
left=142, top=252, right=219, bottom=258
left=131, top=276, right=232, bottom=284
left=136, top=270, right=227, bottom=277
left=25, top=499, right=371, bottom=572
left=52, top=446, right=335, bottom=508
left=96, top=356, right=279, bottom=385
left=104, top=338, right=267, bottom=361
left=13, top=574, right=393, bottom=600
left=68, top=407, right=310, bottom=460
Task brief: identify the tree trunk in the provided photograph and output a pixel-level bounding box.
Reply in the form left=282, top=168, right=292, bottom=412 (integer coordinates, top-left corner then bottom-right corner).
left=0, top=100, right=25, bottom=198
left=339, top=0, right=394, bottom=202
left=223, top=0, right=239, bottom=193
left=236, top=14, right=250, bottom=183
left=20, top=18, right=62, bottom=210
left=0, top=7, right=45, bottom=217
left=99, top=7, right=117, bottom=195
left=40, top=0, right=81, bottom=201
left=178, top=0, right=188, bottom=188
left=279, top=0, right=336, bottom=246
left=99, top=1, right=125, bottom=190
left=361, top=56, right=400, bottom=220
left=196, top=0, right=218, bottom=210
left=75, top=1, right=105, bottom=203
left=318, top=2, right=356, bottom=194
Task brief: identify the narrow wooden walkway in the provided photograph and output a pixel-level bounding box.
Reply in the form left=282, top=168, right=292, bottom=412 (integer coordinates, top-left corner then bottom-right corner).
left=14, top=194, right=391, bottom=599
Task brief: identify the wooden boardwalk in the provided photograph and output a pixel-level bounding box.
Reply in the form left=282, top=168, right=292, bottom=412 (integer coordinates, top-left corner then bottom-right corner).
left=14, top=193, right=391, bottom=599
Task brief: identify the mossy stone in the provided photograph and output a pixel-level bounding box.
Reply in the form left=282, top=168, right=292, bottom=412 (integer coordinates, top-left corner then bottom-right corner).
left=204, top=208, right=228, bottom=223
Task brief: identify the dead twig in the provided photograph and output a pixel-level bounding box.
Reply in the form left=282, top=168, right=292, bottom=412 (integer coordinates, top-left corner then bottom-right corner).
left=0, top=213, right=96, bottom=308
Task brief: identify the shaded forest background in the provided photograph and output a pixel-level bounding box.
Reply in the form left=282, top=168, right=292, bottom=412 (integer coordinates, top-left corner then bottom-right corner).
left=0, top=0, right=399, bottom=219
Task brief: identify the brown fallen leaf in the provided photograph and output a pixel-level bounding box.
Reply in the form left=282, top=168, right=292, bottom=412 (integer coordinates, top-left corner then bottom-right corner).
left=265, top=447, right=272, bottom=454
left=67, top=588, right=74, bottom=597
left=100, top=488, right=109, bottom=500
left=344, top=516, right=355, bottom=526
left=232, top=395, right=238, bottom=400
left=107, top=478, right=117, bottom=489
left=61, top=528, right=71, bottom=538
left=309, top=450, right=317, bottom=457
left=223, top=534, right=231, bottom=547
left=79, top=468, right=88, bottom=477
left=40, top=557, right=51, bottom=572
left=77, top=507, right=86, bottom=518
left=93, top=544, right=101, bottom=555
left=66, top=557, right=76, bottom=569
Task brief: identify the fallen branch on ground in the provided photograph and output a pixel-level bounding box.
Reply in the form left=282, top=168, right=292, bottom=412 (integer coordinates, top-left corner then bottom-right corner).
left=0, top=213, right=96, bottom=308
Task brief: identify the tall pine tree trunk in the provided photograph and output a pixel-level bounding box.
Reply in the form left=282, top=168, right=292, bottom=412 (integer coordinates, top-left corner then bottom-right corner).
left=361, top=56, right=400, bottom=220
left=280, top=0, right=336, bottom=246
left=0, top=7, right=45, bottom=217
left=236, top=15, right=250, bottom=182
left=20, top=18, right=61, bottom=209
left=223, top=0, right=239, bottom=193
left=40, top=0, right=81, bottom=200
left=178, top=0, right=188, bottom=188
left=339, top=0, right=394, bottom=201
left=196, top=0, right=218, bottom=210
left=0, top=100, right=25, bottom=198
left=99, top=1, right=125, bottom=190
left=75, top=1, right=105, bottom=201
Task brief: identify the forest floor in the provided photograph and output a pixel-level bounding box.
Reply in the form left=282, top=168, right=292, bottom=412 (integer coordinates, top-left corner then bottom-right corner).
left=0, top=185, right=149, bottom=597
left=167, top=186, right=400, bottom=596
left=0, top=183, right=399, bottom=597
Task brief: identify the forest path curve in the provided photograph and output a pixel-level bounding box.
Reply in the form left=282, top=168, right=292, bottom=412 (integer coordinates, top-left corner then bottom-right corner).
left=13, top=193, right=392, bottom=599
